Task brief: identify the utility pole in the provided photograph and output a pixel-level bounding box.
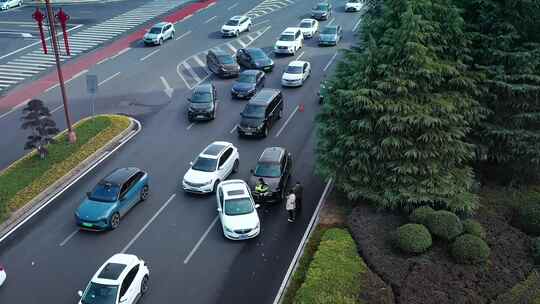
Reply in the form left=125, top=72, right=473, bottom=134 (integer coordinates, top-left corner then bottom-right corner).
left=44, top=0, right=76, bottom=143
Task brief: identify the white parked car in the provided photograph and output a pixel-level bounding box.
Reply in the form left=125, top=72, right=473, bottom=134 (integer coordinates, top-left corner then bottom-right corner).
left=298, top=19, right=319, bottom=38
left=143, top=22, right=175, bottom=46
left=274, top=27, right=304, bottom=55
left=216, top=180, right=260, bottom=240
left=281, top=60, right=311, bottom=87
left=0, top=264, right=6, bottom=287
left=0, top=0, right=22, bottom=10
left=77, top=254, right=149, bottom=304
left=182, top=141, right=240, bottom=194
left=221, top=15, right=252, bottom=37
left=345, top=0, right=363, bottom=12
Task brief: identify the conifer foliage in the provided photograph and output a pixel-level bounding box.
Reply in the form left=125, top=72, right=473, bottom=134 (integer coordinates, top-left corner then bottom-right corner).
left=21, top=99, right=59, bottom=159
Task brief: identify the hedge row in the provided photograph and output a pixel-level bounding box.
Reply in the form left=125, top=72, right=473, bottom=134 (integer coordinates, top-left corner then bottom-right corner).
left=0, top=115, right=130, bottom=223
left=294, top=228, right=365, bottom=304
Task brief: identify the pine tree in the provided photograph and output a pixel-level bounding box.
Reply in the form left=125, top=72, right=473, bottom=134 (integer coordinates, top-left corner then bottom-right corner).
left=21, top=99, right=59, bottom=159
left=316, top=0, right=480, bottom=214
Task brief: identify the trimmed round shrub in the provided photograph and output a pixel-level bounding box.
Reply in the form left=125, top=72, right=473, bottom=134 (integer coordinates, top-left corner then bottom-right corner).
left=409, top=206, right=436, bottom=225
left=516, top=201, right=540, bottom=236
left=462, top=219, right=486, bottom=239
left=426, top=210, right=463, bottom=241
left=451, top=234, right=490, bottom=265
left=532, top=237, right=540, bottom=265
left=396, top=223, right=432, bottom=254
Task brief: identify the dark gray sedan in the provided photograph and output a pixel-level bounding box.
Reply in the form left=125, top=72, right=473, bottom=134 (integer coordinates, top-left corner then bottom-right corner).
left=318, top=25, right=343, bottom=46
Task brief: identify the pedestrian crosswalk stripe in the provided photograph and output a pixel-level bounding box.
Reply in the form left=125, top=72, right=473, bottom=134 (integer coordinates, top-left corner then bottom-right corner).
left=11, top=60, right=51, bottom=67
left=0, top=64, right=45, bottom=70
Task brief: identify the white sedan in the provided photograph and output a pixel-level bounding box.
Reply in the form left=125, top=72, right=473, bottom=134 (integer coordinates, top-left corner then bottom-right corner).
left=298, top=18, right=319, bottom=38
left=0, top=0, right=22, bottom=10
left=345, top=0, right=363, bottom=12
left=216, top=180, right=260, bottom=240
left=281, top=60, right=311, bottom=87
left=0, top=264, right=6, bottom=287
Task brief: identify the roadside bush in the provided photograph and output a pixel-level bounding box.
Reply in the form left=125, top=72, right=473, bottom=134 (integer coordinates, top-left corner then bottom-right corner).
left=515, top=201, right=540, bottom=236
left=294, top=228, right=364, bottom=304
left=532, top=237, right=540, bottom=265
left=409, top=206, right=436, bottom=225
left=462, top=219, right=486, bottom=239
left=426, top=210, right=463, bottom=241
left=396, top=224, right=432, bottom=254
left=451, top=234, right=490, bottom=265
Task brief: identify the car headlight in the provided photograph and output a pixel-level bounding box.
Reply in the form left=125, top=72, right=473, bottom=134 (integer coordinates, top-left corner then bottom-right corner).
left=224, top=226, right=233, bottom=233
left=202, top=180, right=213, bottom=186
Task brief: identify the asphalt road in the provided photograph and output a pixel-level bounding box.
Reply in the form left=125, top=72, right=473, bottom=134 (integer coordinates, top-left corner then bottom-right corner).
left=0, top=0, right=362, bottom=303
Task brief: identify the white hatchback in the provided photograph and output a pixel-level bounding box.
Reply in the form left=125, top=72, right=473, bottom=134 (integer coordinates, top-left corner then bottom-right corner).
left=216, top=180, right=260, bottom=240
left=0, top=264, right=6, bottom=287
left=0, top=0, right=22, bottom=10
left=298, top=19, right=319, bottom=38
left=221, top=15, right=252, bottom=37
left=182, top=141, right=240, bottom=194
left=77, top=254, right=149, bottom=304
left=281, top=60, right=311, bottom=87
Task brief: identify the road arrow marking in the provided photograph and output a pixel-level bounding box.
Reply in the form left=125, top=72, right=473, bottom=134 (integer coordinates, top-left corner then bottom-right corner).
left=160, top=76, right=174, bottom=98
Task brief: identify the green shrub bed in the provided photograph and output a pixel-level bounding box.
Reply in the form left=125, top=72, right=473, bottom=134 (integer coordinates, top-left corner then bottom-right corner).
left=409, top=206, right=436, bottom=225
left=426, top=210, right=463, bottom=241
left=451, top=234, right=490, bottom=265
left=516, top=201, right=540, bottom=236
left=397, top=223, right=432, bottom=253
left=462, top=219, right=486, bottom=239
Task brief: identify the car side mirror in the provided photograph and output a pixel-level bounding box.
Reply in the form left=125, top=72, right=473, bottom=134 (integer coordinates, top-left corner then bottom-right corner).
left=255, top=204, right=260, bottom=209
left=187, top=97, right=192, bottom=102
left=77, top=290, right=83, bottom=297
left=217, top=207, right=222, bottom=212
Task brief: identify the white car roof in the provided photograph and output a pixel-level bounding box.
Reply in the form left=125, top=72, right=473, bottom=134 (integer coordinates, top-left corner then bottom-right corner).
left=300, top=18, right=315, bottom=23
left=230, top=15, right=247, bottom=20
left=288, top=60, right=308, bottom=67
left=200, top=141, right=233, bottom=159
left=220, top=180, right=250, bottom=200
left=91, top=254, right=140, bottom=285
left=283, top=27, right=301, bottom=34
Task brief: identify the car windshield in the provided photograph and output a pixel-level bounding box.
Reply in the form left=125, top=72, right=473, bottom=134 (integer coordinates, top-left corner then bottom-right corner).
left=279, top=34, right=295, bottom=41
left=224, top=198, right=254, bottom=215
left=238, top=74, right=257, bottom=83
left=81, top=282, right=118, bottom=304
left=89, top=183, right=120, bottom=203
left=149, top=27, right=162, bottom=34
left=248, top=49, right=267, bottom=60
left=218, top=55, right=235, bottom=64
left=242, top=104, right=265, bottom=118
left=300, top=21, right=312, bottom=28
left=192, top=157, right=217, bottom=172
left=314, top=4, right=328, bottom=10
left=321, top=27, right=337, bottom=35
left=226, top=19, right=239, bottom=26
left=254, top=162, right=281, bottom=178
left=286, top=65, right=303, bottom=74
left=191, top=91, right=212, bottom=103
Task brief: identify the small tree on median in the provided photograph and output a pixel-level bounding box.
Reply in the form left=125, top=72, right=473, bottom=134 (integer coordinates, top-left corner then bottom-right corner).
left=21, top=99, right=59, bottom=159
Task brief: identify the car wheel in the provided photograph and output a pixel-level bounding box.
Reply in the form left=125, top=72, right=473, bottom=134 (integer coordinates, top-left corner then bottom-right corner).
left=211, top=109, right=216, bottom=120
left=159, top=38, right=163, bottom=45
left=110, top=213, right=120, bottom=230
left=171, top=31, right=175, bottom=39
left=213, top=180, right=221, bottom=193
left=236, top=30, right=240, bottom=37
left=232, top=159, right=239, bottom=173
left=247, top=24, right=251, bottom=32
left=263, top=126, right=269, bottom=137
left=188, top=115, right=193, bottom=122
left=140, top=275, right=149, bottom=295
left=278, top=107, right=283, bottom=119
left=140, top=185, right=149, bottom=201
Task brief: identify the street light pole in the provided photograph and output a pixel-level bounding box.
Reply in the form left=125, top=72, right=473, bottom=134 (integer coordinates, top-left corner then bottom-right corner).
left=44, top=0, right=76, bottom=143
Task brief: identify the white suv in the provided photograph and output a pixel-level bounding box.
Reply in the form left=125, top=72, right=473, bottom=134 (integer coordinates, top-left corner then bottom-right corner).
left=274, top=27, right=304, bottom=55
left=298, top=19, right=319, bottom=38
left=345, top=0, right=363, bottom=12
left=1, top=0, right=22, bottom=10
left=77, top=254, right=149, bottom=304
left=216, top=180, right=260, bottom=240
left=221, top=15, right=252, bottom=37
left=143, top=22, right=175, bottom=45
left=182, top=141, right=240, bottom=194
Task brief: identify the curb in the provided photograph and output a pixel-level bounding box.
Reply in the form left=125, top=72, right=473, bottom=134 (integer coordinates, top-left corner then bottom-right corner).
left=272, top=178, right=334, bottom=304
left=0, top=115, right=142, bottom=244
left=25, top=0, right=126, bottom=5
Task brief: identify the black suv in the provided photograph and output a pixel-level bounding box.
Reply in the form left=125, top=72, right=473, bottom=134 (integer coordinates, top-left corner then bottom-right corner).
left=206, top=49, right=240, bottom=78
left=231, top=70, right=265, bottom=99
left=249, top=147, right=292, bottom=203
left=311, top=2, right=332, bottom=20
left=236, top=48, right=274, bottom=72
left=188, top=83, right=217, bottom=121
left=238, top=89, right=283, bottom=137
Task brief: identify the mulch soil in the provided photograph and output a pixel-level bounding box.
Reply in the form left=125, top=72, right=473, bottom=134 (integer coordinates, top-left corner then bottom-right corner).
left=347, top=203, right=534, bottom=304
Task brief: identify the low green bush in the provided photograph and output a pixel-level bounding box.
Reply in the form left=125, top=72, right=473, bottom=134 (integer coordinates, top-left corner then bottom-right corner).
left=515, top=201, right=540, bottom=236
left=426, top=210, right=463, bottom=241
left=409, top=206, right=436, bottom=225
left=396, top=223, right=432, bottom=253
left=532, top=237, right=540, bottom=265
left=451, top=234, right=490, bottom=265
left=462, top=219, right=486, bottom=239
left=294, top=228, right=365, bottom=304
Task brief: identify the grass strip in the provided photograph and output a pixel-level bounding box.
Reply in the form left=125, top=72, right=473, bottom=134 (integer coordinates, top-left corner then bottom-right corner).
left=0, top=115, right=130, bottom=222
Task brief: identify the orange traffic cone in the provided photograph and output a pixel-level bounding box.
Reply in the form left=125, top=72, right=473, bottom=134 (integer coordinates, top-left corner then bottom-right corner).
left=299, top=103, right=304, bottom=112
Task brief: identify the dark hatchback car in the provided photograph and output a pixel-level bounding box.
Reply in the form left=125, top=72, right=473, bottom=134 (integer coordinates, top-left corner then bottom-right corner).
left=238, top=89, right=283, bottom=138
left=249, top=147, right=292, bottom=203
left=207, top=49, right=240, bottom=78
left=188, top=83, right=217, bottom=121
left=231, top=70, right=265, bottom=99
left=311, top=2, right=332, bottom=20
left=236, top=48, right=274, bottom=72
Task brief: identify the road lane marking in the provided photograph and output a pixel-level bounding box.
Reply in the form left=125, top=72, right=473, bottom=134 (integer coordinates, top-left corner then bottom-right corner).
left=227, top=2, right=238, bottom=10
left=275, top=105, right=299, bottom=137
left=230, top=124, right=238, bottom=133
left=204, top=16, right=217, bottom=24
left=51, top=104, right=64, bottom=113
left=121, top=194, right=176, bottom=253
left=175, top=30, right=192, bottom=40
left=253, top=19, right=270, bottom=27
left=140, top=49, right=160, bottom=61
left=187, top=122, right=195, bottom=130
left=352, top=17, right=362, bottom=32
left=182, top=61, right=202, bottom=83
left=59, top=229, right=79, bottom=247
left=323, top=52, right=338, bottom=72
left=160, top=76, right=174, bottom=98
left=328, top=17, right=335, bottom=25
left=295, top=51, right=305, bottom=60
left=184, top=215, right=219, bottom=264
left=98, top=72, right=121, bottom=86
left=226, top=43, right=237, bottom=53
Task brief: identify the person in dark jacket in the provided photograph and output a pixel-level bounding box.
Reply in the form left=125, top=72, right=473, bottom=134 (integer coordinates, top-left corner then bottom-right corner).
left=292, top=181, right=303, bottom=211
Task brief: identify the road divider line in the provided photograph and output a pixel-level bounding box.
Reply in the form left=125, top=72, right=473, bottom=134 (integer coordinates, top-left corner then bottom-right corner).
left=275, top=105, right=299, bottom=137
left=140, top=49, right=160, bottom=61
left=51, top=104, right=64, bottom=114
left=230, top=124, right=238, bottom=134
left=204, top=16, right=217, bottom=24
left=65, top=69, right=88, bottom=84
left=175, top=30, right=192, bottom=40
left=121, top=193, right=176, bottom=253
left=186, top=122, right=195, bottom=130
left=59, top=229, right=79, bottom=247
left=352, top=17, right=362, bottom=32
left=184, top=215, right=219, bottom=264
left=160, top=76, right=174, bottom=98
left=328, top=17, right=335, bottom=25
left=110, top=47, right=131, bottom=60
left=98, top=72, right=121, bottom=86
left=323, top=52, right=338, bottom=72
left=295, top=51, right=305, bottom=60
left=45, top=84, right=60, bottom=93
left=227, top=2, right=238, bottom=10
